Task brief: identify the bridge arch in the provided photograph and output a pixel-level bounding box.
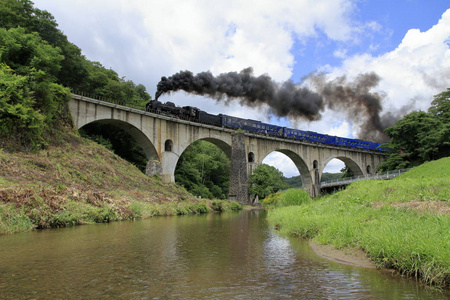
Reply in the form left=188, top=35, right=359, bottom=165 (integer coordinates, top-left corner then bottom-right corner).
left=164, top=137, right=233, bottom=185
left=78, top=118, right=160, bottom=168
left=322, top=156, right=364, bottom=179
left=260, top=149, right=313, bottom=190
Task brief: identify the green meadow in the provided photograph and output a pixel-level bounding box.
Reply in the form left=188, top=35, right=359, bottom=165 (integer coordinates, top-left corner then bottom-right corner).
left=268, top=157, right=450, bottom=288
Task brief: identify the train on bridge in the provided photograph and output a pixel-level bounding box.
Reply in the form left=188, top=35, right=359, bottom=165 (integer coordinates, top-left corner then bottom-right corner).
left=146, top=100, right=384, bottom=152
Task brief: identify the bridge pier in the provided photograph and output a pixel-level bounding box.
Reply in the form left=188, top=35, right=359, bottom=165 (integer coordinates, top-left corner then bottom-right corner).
left=145, top=160, right=162, bottom=178
left=228, top=133, right=250, bottom=204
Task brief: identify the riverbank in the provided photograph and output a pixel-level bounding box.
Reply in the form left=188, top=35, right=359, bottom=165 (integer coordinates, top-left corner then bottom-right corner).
left=309, top=241, right=376, bottom=268
left=0, top=133, right=241, bottom=234
left=268, top=157, right=450, bottom=289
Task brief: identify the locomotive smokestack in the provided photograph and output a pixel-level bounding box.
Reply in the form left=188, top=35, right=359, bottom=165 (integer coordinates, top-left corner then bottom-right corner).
left=155, top=68, right=391, bottom=142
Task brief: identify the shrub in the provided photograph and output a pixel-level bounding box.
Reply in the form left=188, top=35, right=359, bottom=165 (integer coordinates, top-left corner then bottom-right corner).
left=260, top=192, right=282, bottom=207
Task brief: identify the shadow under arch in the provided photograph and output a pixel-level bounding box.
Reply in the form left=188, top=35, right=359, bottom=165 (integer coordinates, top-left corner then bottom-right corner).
left=323, top=156, right=364, bottom=178
left=261, top=149, right=313, bottom=189
left=79, top=119, right=159, bottom=162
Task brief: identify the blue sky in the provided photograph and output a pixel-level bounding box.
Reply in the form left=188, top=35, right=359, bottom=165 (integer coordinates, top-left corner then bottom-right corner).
left=33, top=0, right=450, bottom=176
left=291, top=0, right=450, bottom=81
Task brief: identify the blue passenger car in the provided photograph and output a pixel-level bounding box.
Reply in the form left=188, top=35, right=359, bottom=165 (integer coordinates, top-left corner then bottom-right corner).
left=221, top=114, right=384, bottom=152
left=222, top=115, right=283, bottom=136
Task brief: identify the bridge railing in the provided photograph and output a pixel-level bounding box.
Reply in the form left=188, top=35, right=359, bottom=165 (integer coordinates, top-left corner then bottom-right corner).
left=71, top=91, right=147, bottom=111
left=320, top=168, right=411, bottom=188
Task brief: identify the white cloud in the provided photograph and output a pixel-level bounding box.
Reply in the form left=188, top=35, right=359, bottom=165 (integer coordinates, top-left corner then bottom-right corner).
left=328, top=9, right=450, bottom=114
left=33, top=0, right=361, bottom=86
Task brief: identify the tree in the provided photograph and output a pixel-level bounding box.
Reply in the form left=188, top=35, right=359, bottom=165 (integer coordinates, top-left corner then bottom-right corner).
left=0, top=0, right=152, bottom=151
left=0, top=64, right=45, bottom=149
left=340, top=166, right=354, bottom=178
left=175, top=141, right=230, bottom=199
left=0, top=0, right=151, bottom=110
left=0, top=27, right=70, bottom=149
left=249, top=164, right=288, bottom=200
left=379, top=90, right=450, bottom=171
left=428, top=89, right=450, bottom=158
left=428, top=88, right=450, bottom=121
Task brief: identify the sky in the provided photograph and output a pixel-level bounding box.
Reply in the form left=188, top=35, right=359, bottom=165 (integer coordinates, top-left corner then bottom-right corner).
left=32, top=0, right=450, bottom=177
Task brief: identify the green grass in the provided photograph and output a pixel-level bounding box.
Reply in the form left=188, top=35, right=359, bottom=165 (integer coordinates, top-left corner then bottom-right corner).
left=261, top=188, right=312, bottom=207
left=0, top=204, right=35, bottom=234
left=0, top=188, right=242, bottom=234
left=268, top=157, right=450, bottom=288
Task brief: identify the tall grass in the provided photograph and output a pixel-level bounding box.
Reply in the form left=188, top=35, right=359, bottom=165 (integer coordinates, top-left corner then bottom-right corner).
left=268, top=158, right=450, bottom=288
left=0, top=204, right=34, bottom=234
left=261, top=188, right=311, bottom=207
left=0, top=188, right=243, bottom=234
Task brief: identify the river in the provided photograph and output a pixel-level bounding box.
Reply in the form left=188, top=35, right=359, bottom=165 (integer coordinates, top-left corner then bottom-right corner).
left=0, top=209, right=447, bottom=299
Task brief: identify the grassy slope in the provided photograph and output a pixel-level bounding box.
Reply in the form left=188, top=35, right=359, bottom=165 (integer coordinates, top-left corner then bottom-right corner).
left=0, top=132, right=241, bottom=234
left=268, top=157, right=450, bottom=288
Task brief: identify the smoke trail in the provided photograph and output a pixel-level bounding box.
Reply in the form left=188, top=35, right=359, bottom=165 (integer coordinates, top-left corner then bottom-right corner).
left=309, top=72, right=389, bottom=142
left=155, top=67, right=391, bottom=142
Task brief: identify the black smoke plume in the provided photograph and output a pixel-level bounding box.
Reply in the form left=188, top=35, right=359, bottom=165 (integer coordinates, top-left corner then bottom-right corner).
left=155, top=67, right=392, bottom=142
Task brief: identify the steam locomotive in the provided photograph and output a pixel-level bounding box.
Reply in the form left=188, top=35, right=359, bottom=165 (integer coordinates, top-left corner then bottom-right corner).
left=146, top=100, right=384, bottom=152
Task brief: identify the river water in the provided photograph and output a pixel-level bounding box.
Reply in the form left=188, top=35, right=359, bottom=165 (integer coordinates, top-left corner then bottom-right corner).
left=0, top=209, right=447, bottom=299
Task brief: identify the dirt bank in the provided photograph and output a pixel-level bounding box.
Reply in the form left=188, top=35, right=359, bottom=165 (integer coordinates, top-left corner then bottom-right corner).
left=309, top=241, right=376, bottom=268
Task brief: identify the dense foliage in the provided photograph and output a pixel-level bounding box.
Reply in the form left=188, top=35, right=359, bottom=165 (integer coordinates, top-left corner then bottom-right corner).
left=0, top=0, right=151, bottom=150
left=0, top=27, right=70, bottom=149
left=380, top=89, right=450, bottom=170
left=175, top=140, right=230, bottom=199
left=249, top=164, right=288, bottom=200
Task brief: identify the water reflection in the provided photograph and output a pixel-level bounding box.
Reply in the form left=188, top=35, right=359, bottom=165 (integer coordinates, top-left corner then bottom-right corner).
left=0, top=210, right=447, bottom=299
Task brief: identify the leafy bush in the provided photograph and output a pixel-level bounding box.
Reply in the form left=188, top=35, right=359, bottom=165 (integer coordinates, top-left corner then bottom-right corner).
left=260, top=192, right=282, bottom=207
left=249, top=164, right=288, bottom=200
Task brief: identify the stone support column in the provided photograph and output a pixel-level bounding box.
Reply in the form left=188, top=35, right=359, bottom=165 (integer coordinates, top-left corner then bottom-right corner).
left=145, top=160, right=162, bottom=178
left=228, top=133, right=249, bottom=204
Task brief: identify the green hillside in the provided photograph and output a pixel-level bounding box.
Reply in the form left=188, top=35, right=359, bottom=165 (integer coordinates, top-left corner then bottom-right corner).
left=269, top=157, right=450, bottom=288
left=0, top=133, right=241, bottom=235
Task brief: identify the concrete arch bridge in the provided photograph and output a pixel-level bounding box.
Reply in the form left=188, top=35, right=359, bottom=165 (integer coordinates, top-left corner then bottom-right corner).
left=69, top=94, right=387, bottom=204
